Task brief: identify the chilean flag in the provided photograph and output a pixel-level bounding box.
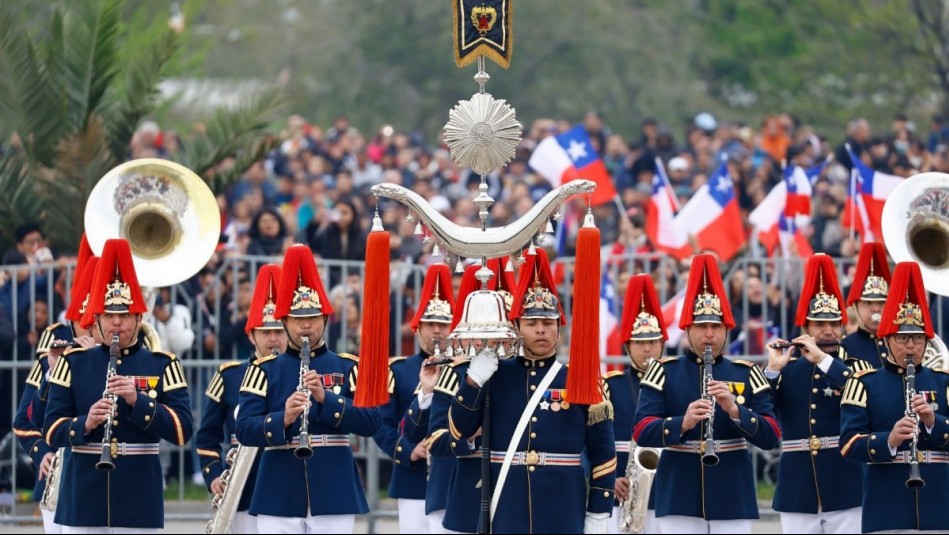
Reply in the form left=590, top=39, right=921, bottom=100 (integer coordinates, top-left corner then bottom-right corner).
left=600, top=271, right=622, bottom=370
left=528, top=125, right=618, bottom=205
left=672, top=157, right=746, bottom=261
left=661, top=289, right=686, bottom=350
left=841, top=146, right=903, bottom=243
left=749, top=162, right=822, bottom=257
left=645, top=158, right=690, bottom=258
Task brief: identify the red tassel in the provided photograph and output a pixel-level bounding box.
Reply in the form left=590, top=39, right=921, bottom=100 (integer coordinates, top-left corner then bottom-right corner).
left=566, top=225, right=602, bottom=405
left=355, top=230, right=391, bottom=408
left=69, top=257, right=98, bottom=324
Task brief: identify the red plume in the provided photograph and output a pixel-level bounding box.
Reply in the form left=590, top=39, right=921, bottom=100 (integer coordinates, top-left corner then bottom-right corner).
left=566, top=223, right=603, bottom=405
left=87, top=239, right=147, bottom=316
left=410, top=264, right=454, bottom=330
left=678, top=254, right=735, bottom=329
left=245, top=264, right=282, bottom=334
left=72, top=234, right=93, bottom=304
left=795, top=254, right=847, bottom=327
left=67, top=257, right=98, bottom=323
left=847, top=242, right=891, bottom=306
left=877, top=262, right=934, bottom=339
left=509, top=249, right=565, bottom=325
left=487, top=257, right=517, bottom=294
left=618, top=274, right=668, bottom=342
left=354, top=229, right=391, bottom=408
left=275, top=245, right=334, bottom=319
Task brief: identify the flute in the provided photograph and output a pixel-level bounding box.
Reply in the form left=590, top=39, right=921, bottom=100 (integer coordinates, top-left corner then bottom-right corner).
left=769, top=341, right=840, bottom=350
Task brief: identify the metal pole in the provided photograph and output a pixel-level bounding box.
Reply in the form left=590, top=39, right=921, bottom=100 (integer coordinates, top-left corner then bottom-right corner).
left=479, top=380, right=492, bottom=534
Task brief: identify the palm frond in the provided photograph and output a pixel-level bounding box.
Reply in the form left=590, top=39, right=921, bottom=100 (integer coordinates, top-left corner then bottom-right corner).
left=175, top=89, right=285, bottom=188
left=63, top=0, right=121, bottom=131
left=0, top=154, right=43, bottom=246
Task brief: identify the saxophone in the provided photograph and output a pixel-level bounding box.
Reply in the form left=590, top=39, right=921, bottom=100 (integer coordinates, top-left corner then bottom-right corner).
left=205, top=444, right=260, bottom=534
left=39, top=448, right=64, bottom=511
left=619, top=442, right=661, bottom=534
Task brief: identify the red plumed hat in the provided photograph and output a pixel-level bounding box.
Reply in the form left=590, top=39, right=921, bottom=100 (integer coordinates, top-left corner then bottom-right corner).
left=509, top=249, right=565, bottom=325
left=275, top=245, right=333, bottom=319
left=245, top=264, right=282, bottom=333
left=411, top=263, right=454, bottom=330
left=796, top=254, right=847, bottom=327
left=72, top=233, right=93, bottom=303
left=877, top=262, right=934, bottom=339
left=67, top=256, right=98, bottom=323
left=847, top=242, right=891, bottom=306
left=619, top=274, right=667, bottom=342
left=679, top=254, right=734, bottom=329
left=86, top=239, right=147, bottom=317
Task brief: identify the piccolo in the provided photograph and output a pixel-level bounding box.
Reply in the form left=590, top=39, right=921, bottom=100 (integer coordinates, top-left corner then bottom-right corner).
left=769, top=341, right=840, bottom=350
left=422, top=357, right=455, bottom=368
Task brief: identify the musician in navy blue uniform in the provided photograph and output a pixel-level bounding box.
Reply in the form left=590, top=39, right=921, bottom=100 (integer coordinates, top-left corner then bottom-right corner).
left=633, top=254, right=781, bottom=534
left=603, top=274, right=665, bottom=534
left=373, top=262, right=454, bottom=533
left=44, top=238, right=193, bottom=533
left=449, top=250, right=617, bottom=534
left=764, top=254, right=863, bottom=533
left=841, top=242, right=892, bottom=371
left=841, top=262, right=949, bottom=533
left=236, top=244, right=382, bottom=533
left=196, top=264, right=285, bottom=534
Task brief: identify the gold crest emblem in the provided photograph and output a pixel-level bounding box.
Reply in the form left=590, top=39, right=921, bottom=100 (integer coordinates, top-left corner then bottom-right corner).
left=895, top=302, right=924, bottom=328
left=631, top=312, right=661, bottom=337
left=104, top=280, right=134, bottom=307
left=862, top=275, right=888, bottom=298
left=692, top=291, right=723, bottom=318
left=809, top=291, right=841, bottom=316
left=290, top=285, right=322, bottom=312
left=470, top=5, right=497, bottom=35
left=524, top=284, right=557, bottom=311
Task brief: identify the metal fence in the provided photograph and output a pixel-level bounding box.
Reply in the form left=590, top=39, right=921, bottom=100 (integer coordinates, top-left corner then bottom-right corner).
left=0, top=253, right=944, bottom=525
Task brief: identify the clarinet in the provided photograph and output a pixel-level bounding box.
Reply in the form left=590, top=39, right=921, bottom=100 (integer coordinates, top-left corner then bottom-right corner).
left=96, top=334, right=121, bottom=471
left=700, top=344, right=719, bottom=466
left=905, top=361, right=925, bottom=489
left=294, top=336, right=313, bottom=459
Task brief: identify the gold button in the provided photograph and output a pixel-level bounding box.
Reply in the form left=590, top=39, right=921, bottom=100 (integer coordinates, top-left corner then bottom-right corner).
left=266, top=417, right=271, bottom=423
left=266, top=432, right=272, bottom=438
left=813, top=374, right=820, bottom=379
left=870, top=449, right=876, bottom=455
left=666, top=417, right=672, bottom=421
left=69, top=430, right=75, bottom=437
left=531, top=417, right=537, bottom=422
left=149, top=402, right=155, bottom=408
left=113, top=419, right=119, bottom=426
left=871, top=435, right=876, bottom=440
left=334, top=412, right=341, bottom=418
left=457, top=396, right=464, bottom=402
left=530, top=371, right=536, bottom=376
left=112, top=438, right=117, bottom=443
left=530, top=385, right=536, bottom=391
left=944, top=433, right=948, bottom=440
left=397, top=446, right=402, bottom=452
left=637, top=372, right=644, bottom=379
left=664, top=429, right=670, bottom=435
left=524, top=361, right=529, bottom=367
left=812, top=388, right=818, bottom=394
left=396, top=459, right=401, bottom=464
left=451, top=442, right=457, bottom=448
left=33, top=446, right=38, bottom=452
left=539, top=362, right=545, bottom=367
left=204, top=467, right=209, bottom=473
left=528, top=466, right=535, bottom=472
left=72, top=417, right=78, bottom=422
left=117, top=360, right=122, bottom=366
left=811, top=450, right=818, bottom=457
left=530, top=432, right=536, bottom=439
left=144, top=416, right=150, bottom=422
left=338, top=398, right=344, bottom=404
left=604, top=491, right=610, bottom=498
left=809, top=419, right=816, bottom=424
left=750, top=417, right=757, bottom=423
left=810, top=404, right=817, bottom=410
left=843, top=371, right=850, bottom=377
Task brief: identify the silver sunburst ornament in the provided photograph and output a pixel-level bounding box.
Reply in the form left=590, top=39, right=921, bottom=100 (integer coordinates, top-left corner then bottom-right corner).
left=443, top=92, right=521, bottom=176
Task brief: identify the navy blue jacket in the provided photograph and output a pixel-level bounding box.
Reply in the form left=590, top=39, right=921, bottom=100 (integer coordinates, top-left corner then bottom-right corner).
left=449, top=355, right=616, bottom=534
left=236, top=343, right=382, bottom=518
left=633, top=352, right=781, bottom=521
left=195, top=358, right=261, bottom=512
left=372, top=352, right=427, bottom=499
left=840, top=359, right=949, bottom=532
left=841, top=328, right=888, bottom=370
left=13, top=352, right=53, bottom=501
left=767, top=350, right=864, bottom=513
left=44, top=341, right=193, bottom=528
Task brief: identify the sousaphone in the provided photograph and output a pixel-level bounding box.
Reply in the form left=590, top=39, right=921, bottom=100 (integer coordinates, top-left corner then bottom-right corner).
left=84, top=158, right=220, bottom=288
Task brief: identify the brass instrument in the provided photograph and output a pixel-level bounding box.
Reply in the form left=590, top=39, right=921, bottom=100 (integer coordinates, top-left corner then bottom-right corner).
left=205, top=444, right=259, bottom=534
left=39, top=448, right=64, bottom=511
left=700, top=345, right=719, bottom=466
left=619, top=443, right=661, bottom=534
left=96, top=334, right=121, bottom=471
left=294, top=336, right=313, bottom=459
left=905, top=361, right=925, bottom=489
left=922, top=335, right=949, bottom=372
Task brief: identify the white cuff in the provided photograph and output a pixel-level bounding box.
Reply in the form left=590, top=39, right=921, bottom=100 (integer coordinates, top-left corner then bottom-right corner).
left=817, top=354, right=832, bottom=373
left=763, top=368, right=780, bottom=379
left=417, top=391, right=433, bottom=411
left=889, top=444, right=898, bottom=457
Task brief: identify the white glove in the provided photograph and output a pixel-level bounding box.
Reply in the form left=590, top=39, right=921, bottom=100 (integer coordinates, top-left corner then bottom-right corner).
left=583, top=512, right=610, bottom=534
left=466, top=349, right=498, bottom=387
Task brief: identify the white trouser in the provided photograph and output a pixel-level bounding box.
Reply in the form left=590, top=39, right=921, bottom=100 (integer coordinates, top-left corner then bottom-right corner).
left=256, top=513, right=354, bottom=534
left=398, top=499, right=430, bottom=533
left=658, top=516, right=752, bottom=534
left=232, top=511, right=258, bottom=534
left=779, top=508, right=862, bottom=534
left=610, top=506, right=662, bottom=534
left=427, top=509, right=468, bottom=534
left=61, top=528, right=158, bottom=534
left=41, top=508, right=62, bottom=534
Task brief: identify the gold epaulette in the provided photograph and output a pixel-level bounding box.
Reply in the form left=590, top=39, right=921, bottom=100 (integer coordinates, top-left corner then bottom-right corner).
left=25, top=358, right=44, bottom=388
left=62, top=345, right=88, bottom=357
left=602, top=370, right=625, bottom=381
left=732, top=359, right=756, bottom=368
left=240, top=365, right=268, bottom=397
left=931, top=367, right=949, bottom=374
left=254, top=354, right=278, bottom=366
left=50, top=357, right=71, bottom=388
left=587, top=399, right=614, bottom=426
left=389, top=356, right=407, bottom=365
left=152, top=350, right=177, bottom=361
left=841, top=374, right=870, bottom=408
left=162, top=359, right=188, bottom=392
left=339, top=352, right=359, bottom=363
left=205, top=372, right=225, bottom=403
left=852, top=368, right=878, bottom=379
left=641, top=360, right=666, bottom=391
left=434, top=365, right=460, bottom=396
left=658, top=356, right=677, bottom=364
left=747, top=365, right=770, bottom=394
left=219, top=361, right=243, bottom=373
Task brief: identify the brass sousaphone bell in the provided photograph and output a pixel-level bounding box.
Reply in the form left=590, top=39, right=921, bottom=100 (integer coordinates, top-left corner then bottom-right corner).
left=84, top=158, right=221, bottom=289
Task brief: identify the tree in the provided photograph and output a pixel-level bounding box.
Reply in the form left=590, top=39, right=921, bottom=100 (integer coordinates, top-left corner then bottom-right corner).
left=0, top=0, right=283, bottom=252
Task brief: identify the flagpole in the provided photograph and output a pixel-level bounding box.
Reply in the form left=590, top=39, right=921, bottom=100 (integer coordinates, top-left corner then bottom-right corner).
left=846, top=143, right=856, bottom=244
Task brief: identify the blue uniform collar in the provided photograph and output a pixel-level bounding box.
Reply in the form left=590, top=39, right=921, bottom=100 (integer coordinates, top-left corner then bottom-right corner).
left=286, top=342, right=329, bottom=359
left=882, top=357, right=910, bottom=375
left=107, top=337, right=144, bottom=356
left=688, top=349, right=724, bottom=365
left=515, top=354, right=557, bottom=368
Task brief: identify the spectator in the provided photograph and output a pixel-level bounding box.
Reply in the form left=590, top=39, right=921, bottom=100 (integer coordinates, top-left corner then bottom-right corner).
left=246, top=206, right=289, bottom=257
left=307, top=199, right=366, bottom=287
left=148, top=287, right=195, bottom=357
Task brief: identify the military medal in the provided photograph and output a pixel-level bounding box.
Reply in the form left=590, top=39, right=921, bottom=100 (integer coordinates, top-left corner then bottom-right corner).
left=822, top=386, right=835, bottom=397
left=549, top=389, right=562, bottom=412
left=147, top=377, right=159, bottom=398
left=924, top=391, right=939, bottom=411
left=734, top=382, right=746, bottom=405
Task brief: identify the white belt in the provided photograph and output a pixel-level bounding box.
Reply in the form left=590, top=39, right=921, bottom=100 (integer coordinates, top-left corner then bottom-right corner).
left=615, top=441, right=632, bottom=453
left=264, top=434, right=350, bottom=451
left=882, top=451, right=949, bottom=464
left=781, top=435, right=839, bottom=453
left=489, top=450, right=582, bottom=467
left=73, top=443, right=160, bottom=456
left=665, top=438, right=747, bottom=454
left=229, top=434, right=238, bottom=446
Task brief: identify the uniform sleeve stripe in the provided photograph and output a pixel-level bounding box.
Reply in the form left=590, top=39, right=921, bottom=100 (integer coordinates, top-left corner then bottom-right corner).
left=205, top=372, right=225, bottom=403
left=162, top=404, right=186, bottom=446
left=425, top=428, right=448, bottom=450
left=840, top=433, right=867, bottom=457
left=50, top=358, right=71, bottom=388
left=45, top=417, right=69, bottom=445
left=13, top=428, right=42, bottom=438
left=762, top=415, right=781, bottom=440
left=633, top=416, right=660, bottom=443
left=196, top=448, right=221, bottom=458
left=448, top=410, right=462, bottom=440
left=26, top=360, right=44, bottom=388
left=841, top=377, right=868, bottom=407
left=434, top=367, right=460, bottom=396
left=592, top=457, right=617, bottom=479
left=641, top=361, right=665, bottom=391
left=749, top=366, right=770, bottom=394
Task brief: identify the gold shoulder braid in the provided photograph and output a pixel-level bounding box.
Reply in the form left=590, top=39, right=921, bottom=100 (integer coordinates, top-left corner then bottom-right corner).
left=641, top=360, right=666, bottom=391
left=240, top=365, right=268, bottom=397
left=26, top=359, right=44, bottom=388
left=163, top=359, right=188, bottom=392
left=205, top=372, right=225, bottom=404
left=434, top=365, right=460, bottom=396
left=50, top=357, right=71, bottom=388
left=840, top=376, right=868, bottom=408
left=587, top=399, right=614, bottom=426
left=747, top=365, right=770, bottom=395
